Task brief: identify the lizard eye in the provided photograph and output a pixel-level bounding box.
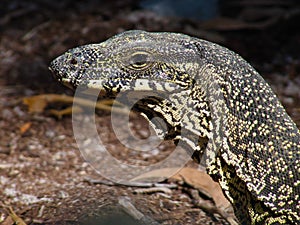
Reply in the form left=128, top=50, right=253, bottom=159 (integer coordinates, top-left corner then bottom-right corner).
left=128, top=52, right=152, bottom=70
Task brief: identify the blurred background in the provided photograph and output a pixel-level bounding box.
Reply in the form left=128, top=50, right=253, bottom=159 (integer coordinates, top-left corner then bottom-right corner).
left=1, top=0, right=300, bottom=91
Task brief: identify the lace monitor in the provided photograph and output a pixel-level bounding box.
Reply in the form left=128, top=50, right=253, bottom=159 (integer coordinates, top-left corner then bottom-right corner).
left=49, top=30, right=300, bottom=224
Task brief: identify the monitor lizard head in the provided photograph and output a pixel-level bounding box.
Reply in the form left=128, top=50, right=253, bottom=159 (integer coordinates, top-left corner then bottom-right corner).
left=49, top=30, right=212, bottom=163
left=49, top=30, right=201, bottom=94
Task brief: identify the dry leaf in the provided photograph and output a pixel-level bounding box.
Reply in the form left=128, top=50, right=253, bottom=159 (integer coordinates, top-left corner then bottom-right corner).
left=23, top=94, right=74, bottom=113
left=171, top=167, right=231, bottom=210
left=130, top=167, right=231, bottom=210
left=23, top=94, right=130, bottom=117
left=130, top=167, right=236, bottom=224
left=19, top=122, right=31, bottom=134
left=130, top=167, right=183, bottom=182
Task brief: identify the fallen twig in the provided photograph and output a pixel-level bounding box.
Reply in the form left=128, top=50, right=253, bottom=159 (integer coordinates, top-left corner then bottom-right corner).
left=84, top=177, right=177, bottom=189
left=189, top=189, right=238, bottom=225
left=118, top=196, right=160, bottom=225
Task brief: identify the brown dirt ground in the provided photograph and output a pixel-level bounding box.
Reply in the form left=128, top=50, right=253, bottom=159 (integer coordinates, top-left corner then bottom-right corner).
left=1, top=1, right=300, bottom=225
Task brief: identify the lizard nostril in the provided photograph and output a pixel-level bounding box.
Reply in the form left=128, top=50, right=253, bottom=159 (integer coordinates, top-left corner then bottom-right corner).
left=70, top=58, right=78, bottom=65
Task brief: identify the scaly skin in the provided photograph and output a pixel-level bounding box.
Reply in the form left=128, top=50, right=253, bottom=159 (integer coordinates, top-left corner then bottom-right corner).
left=49, top=30, right=300, bottom=224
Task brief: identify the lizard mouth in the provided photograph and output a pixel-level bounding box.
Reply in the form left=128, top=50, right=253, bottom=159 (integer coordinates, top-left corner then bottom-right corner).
left=76, top=78, right=188, bottom=101
left=49, top=67, right=75, bottom=90
left=60, top=78, right=76, bottom=90
left=49, top=60, right=79, bottom=90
